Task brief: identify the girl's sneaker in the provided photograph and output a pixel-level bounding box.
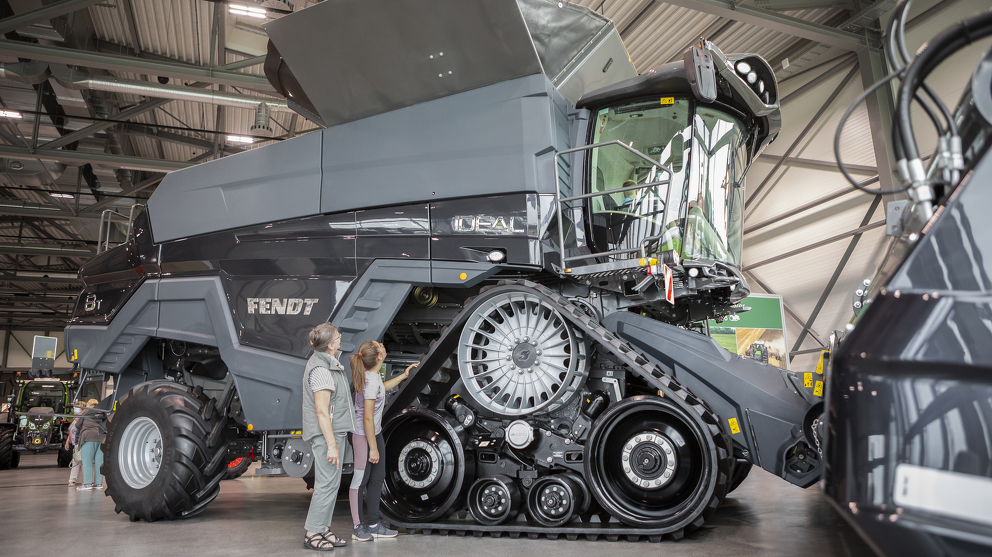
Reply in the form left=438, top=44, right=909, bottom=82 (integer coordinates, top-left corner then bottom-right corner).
left=76, top=484, right=93, bottom=491
left=352, top=525, right=373, bottom=542
left=367, top=522, right=398, bottom=539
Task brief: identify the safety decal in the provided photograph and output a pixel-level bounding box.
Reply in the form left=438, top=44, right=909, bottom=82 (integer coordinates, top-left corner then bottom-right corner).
left=728, top=417, right=741, bottom=435
left=804, top=372, right=813, bottom=388
left=813, top=381, right=823, bottom=397
left=659, top=97, right=674, bottom=105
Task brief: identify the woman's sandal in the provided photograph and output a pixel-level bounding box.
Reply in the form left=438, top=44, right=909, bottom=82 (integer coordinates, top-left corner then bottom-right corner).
left=303, top=532, right=335, bottom=551
left=321, top=530, right=348, bottom=547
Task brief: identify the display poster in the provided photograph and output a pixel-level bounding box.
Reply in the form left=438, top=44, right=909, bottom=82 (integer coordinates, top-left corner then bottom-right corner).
left=708, top=294, right=790, bottom=370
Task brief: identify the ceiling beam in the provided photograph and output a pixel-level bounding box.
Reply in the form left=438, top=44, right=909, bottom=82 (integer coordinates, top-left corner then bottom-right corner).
left=0, top=0, right=103, bottom=35
left=0, top=295, right=76, bottom=304
left=660, top=0, right=870, bottom=50
left=0, top=200, right=101, bottom=221
left=756, top=154, right=876, bottom=175
left=0, top=144, right=191, bottom=173
left=0, top=40, right=275, bottom=91
left=0, top=243, right=94, bottom=257
left=0, top=273, right=80, bottom=284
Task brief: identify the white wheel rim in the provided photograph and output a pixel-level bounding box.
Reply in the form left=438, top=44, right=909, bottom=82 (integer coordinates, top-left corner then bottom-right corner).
left=118, top=416, right=163, bottom=489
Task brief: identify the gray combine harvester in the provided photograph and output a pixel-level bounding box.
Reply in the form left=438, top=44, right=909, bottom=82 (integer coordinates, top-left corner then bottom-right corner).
left=65, top=0, right=822, bottom=538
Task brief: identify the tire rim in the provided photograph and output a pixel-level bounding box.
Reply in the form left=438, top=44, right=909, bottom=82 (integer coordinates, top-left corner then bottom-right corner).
left=585, top=397, right=711, bottom=527
left=118, top=416, right=163, bottom=489
left=228, top=457, right=244, bottom=469
left=458, top=291, right=587, bottom=416
left=526, top=475, right=582, bottom=527
left=467, top=476, right=519, bottom=525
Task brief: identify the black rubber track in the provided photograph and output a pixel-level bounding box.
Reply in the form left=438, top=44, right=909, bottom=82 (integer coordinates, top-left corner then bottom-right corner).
left=102, top=381, right=228, bottom=522
left=385, top=280, right=733, bottom=540
left=0, top=427, right=13, bottom=470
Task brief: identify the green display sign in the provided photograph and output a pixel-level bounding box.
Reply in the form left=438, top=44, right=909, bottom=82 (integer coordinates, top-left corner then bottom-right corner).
left=708, top=294, right=789, bottom=370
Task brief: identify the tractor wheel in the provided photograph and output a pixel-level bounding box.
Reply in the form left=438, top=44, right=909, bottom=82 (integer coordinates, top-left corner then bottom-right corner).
left=584, top=396, right=730, bottom=534
left=727, top=459, right=753, bottom=494
left=380, top=408, right=474, bottom=522
left=103, top=381, right=228, bottom=521
left=58, top=446, right=73, bottom=468
left=0, top=428, right=12, bottom=470
left=222, top=456, right=252, bottom=480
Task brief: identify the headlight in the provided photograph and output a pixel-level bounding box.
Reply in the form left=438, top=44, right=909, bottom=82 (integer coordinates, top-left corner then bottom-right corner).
left=28, top=421, right=36, bottom=430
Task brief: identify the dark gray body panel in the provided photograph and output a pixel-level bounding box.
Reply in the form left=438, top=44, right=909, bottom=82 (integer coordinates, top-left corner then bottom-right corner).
left=604, top=312, right=816, bottom=486
left=146, top=75, right=569, bottom=244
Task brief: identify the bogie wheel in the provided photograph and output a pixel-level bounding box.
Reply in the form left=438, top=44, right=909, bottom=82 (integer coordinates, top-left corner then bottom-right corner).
left=584, top=395, right=729, bottom=531
left=103, top=381, right=228, bottom=521
left=526, top=474, right=586, bottom=527
left=381, top=408, right=474, bottom=522
left=467, top=476, right=521, bottom=525
left=0, top=427, right=12, bottom=470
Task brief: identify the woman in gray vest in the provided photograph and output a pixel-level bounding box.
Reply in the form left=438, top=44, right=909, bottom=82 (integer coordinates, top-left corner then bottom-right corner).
left=302, top=323, right=356, bottom=551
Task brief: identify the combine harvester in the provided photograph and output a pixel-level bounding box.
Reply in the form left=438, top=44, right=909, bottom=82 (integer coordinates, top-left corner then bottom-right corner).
left=65, top=0, right=822, bottom=539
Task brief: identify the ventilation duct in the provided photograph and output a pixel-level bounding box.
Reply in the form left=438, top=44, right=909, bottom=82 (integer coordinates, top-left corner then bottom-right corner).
left=1, top=159, right=66, bottom=186
left=46, top=65, right=291, bottom=112
left=0, top=61, right=51, bottom=85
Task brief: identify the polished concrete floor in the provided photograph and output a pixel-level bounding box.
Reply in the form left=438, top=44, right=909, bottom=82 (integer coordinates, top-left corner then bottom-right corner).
left=0, top=452, right=873, bottom=557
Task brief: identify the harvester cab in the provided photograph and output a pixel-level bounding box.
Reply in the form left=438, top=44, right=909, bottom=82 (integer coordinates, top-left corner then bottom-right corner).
left=554, top=39, right=780, bottom=325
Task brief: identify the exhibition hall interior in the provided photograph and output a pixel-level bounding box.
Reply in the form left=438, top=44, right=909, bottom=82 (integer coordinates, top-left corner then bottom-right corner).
left=0, top=0, right=990, bottom=555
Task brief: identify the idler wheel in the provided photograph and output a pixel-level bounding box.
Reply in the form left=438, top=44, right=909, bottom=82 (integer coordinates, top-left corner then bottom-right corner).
left=467, top=476, right=521, bottom=525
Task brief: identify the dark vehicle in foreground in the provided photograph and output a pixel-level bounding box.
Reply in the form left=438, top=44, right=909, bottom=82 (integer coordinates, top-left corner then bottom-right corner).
left=0, top=379, right=74, bottom=469
left=64, top=0, right=822, bottom=539
left=824, top=2, right=992, bottom=555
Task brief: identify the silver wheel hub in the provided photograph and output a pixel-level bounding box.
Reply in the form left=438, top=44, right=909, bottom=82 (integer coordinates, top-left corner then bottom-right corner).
left=621, top=433, right=676, bottom=489
left=458, top=291, right=588, bottom=416
left=397, top=440, right=441, bottom=489
left=118, top=416, right=163, bottom=489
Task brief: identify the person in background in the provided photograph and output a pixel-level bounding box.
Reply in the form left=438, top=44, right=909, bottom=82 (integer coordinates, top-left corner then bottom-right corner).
left=349, top=340, right=416, bottom=541
left=76, top=399, right=105, bottom=491
left=301, top=323, right=356, bottom=551
left=65, top=401, right=84, bottom=486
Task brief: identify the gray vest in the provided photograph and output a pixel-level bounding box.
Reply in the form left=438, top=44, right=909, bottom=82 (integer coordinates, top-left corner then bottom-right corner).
left=302, top=350, right=357, bottom=442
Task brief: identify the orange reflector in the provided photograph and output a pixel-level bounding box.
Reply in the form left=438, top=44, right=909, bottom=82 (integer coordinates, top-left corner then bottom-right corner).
left=459, top=272, right=467, bottom=280
left=638, top=258, right=647, bottom=267
left=564, top=268, right=572, bottom=274
left=247, top=424, right=253, bottom=431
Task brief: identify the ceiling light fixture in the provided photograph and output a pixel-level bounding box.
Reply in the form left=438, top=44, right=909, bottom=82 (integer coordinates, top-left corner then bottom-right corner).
left=227, top=135, right=255, bottom=144
left=229, top=4, right=267, bottom=18
left=0, top=110, right=22, bottom=119
left=50, top=193, right=74, bottom=199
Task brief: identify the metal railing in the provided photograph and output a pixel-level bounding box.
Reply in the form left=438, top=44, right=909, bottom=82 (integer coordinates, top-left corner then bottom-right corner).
left=553, top=140, right=675, bottom=268
left=97, top=203, right=145, bottom=254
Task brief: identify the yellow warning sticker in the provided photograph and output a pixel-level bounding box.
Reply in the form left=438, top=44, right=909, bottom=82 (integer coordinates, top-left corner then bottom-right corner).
left=814, top=381, right=824, bottom=397
left=72, top=349, right=78, bottom=361
left=659, top=97, right=675, bottom=105
left=804, top=372, right=813, bottom=388
left=113, top=400, right=117, bottom=411
left=728, top=417, right=741, bottom=435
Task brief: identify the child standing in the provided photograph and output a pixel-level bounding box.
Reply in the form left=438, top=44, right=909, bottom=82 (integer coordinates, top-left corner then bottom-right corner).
left=348, top=340, right=416, bottom=541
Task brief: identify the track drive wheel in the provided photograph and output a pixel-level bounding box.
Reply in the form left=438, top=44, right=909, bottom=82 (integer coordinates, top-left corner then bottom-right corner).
left=381, top=408, right=473, bottom=522
left=584, top=395, right=730, bottom=533
left=0, top=427, right=12, bottom=470
left=103, top=381, right=228, bottom=521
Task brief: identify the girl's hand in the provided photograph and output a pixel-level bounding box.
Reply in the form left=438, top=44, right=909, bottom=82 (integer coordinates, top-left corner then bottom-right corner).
left=402, top=362, right=418, bottom=380
left=369, top=448, right=380, bottom=464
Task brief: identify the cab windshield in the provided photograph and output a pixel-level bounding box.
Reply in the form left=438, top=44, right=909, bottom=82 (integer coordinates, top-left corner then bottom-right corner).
left=589, top=98, right=748, bottom=267
left=19, top=382, right=65, bottom=412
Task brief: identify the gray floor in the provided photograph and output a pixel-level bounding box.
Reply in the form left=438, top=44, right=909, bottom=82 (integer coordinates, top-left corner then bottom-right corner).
left=0, top=452, right=873, bottom=557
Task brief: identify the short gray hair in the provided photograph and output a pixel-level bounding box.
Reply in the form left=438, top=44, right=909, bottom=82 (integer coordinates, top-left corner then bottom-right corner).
left=309, top=322, right=339, bottom=352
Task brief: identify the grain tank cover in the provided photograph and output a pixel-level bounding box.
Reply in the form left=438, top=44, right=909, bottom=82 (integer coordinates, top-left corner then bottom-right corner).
left=263, top=0, right=635, bottom=127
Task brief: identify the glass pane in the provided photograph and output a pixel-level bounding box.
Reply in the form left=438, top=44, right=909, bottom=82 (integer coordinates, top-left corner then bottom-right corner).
left=682, top=107, right=746, bottom=266
left=590, top=99, right=691, bottom=256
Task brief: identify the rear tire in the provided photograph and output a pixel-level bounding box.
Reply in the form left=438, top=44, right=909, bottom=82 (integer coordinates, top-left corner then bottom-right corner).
left=0, top=428, right=12, bottom=470
left=103, top=381, right=228, bottom=521
left=222, top=456, right=251, bottom=480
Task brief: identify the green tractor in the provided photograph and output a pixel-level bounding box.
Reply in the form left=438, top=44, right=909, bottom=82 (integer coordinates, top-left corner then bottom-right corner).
left=0, top=379, right=76, bottom=469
